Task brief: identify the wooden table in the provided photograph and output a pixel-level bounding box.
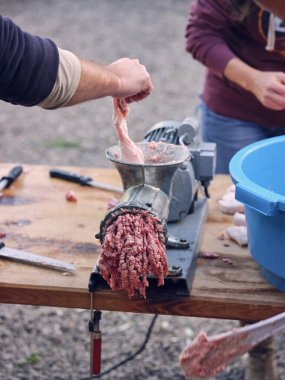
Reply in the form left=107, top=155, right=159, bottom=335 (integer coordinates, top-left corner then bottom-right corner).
left=1, top=163, right=285, bottom=322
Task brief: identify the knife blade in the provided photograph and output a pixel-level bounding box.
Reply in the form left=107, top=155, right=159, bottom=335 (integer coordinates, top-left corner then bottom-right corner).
left=0, top=165, right=23, bottom=192
left=49, top=168, right=123, bottom=194
left=0, top=242, right=76, bottom=273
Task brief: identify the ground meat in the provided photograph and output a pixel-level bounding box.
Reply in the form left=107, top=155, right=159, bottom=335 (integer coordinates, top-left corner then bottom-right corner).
left=98, top=210, right=168, bottom=298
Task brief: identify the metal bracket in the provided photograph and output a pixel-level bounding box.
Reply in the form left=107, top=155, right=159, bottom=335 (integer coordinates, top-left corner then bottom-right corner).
left=166, top=234, right=189, bottom=249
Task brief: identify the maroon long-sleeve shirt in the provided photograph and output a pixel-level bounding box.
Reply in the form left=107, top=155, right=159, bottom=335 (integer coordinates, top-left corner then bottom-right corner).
left=185, top=0, right=285, bottom=127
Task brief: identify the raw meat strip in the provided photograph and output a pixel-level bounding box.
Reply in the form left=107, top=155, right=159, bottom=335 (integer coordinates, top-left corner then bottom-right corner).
left=226, top=225, right=248, bottom=246
left=98, top=210, right=168, bottom=298
left=113, top=98, right=144, bottom=164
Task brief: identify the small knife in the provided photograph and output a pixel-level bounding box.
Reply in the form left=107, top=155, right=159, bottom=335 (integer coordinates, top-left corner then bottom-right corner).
left=0, top=242, right=76, bottom=273
left=49, top=168, right=123, bottom=194
left=0, top=165, right=23, bottom=192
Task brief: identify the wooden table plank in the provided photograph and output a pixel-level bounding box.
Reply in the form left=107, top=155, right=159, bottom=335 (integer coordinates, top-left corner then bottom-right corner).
left=1, top=163, right=285, bottom=321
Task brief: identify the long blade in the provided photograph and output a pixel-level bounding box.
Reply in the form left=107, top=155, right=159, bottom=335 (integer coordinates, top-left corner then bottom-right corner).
left=0, top=179, right=9, bottom=192
left=88, top=180, right=123, bottom=194
left=0, top=246, right=76, bottom=273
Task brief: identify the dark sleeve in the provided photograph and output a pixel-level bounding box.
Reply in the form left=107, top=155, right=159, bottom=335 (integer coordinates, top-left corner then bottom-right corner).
left=185, top=0, right=237, bottom=76
left=0, top=15, right=59, bottom=107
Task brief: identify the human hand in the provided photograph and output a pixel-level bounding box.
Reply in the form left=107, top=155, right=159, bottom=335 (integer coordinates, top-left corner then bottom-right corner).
left=248, top=70, right=285, bottom=110
left=107, top=58, right=154, bottom=103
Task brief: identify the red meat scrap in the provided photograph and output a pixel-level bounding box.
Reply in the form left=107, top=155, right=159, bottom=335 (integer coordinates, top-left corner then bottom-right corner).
left=98, top=210, right=168, bottom=298
left=0, top=231, right=6, bottom=238
left=65, top=190, right=77, bottom=202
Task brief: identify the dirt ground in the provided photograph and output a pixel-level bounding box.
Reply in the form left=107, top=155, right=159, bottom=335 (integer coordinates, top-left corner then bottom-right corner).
left=1, top=1, right=285, bottom=379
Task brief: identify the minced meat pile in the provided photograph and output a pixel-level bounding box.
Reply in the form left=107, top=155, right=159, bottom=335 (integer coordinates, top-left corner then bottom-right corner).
left=98, top=210, right=168, bottom=298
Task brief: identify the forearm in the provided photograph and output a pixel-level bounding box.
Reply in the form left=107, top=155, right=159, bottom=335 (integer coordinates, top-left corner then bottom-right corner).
left=65, top=59, right=119, bottom=106
left=224, top=57, right=260, bottom=92
left=224, top=57, right=285, bottom=110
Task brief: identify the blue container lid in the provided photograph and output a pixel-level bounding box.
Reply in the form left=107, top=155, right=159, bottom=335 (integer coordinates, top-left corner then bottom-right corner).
left=229, top=136, right=285, bottom=216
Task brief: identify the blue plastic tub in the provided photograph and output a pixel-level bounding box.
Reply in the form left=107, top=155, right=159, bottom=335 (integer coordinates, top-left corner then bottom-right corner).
left=229, top=136, right=285, bottom=291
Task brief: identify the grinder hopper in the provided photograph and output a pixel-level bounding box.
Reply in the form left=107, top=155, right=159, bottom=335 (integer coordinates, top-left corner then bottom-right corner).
left=97, top=141, right=189, bottom=238
left=89, top=141, right=208, bottom=297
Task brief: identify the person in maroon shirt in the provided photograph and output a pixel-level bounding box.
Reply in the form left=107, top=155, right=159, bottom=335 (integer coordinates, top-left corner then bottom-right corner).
left=256, top=0, right=285, bottom=20
left=186, top=0, right=285, bottom=173
left=186, top=1, right=283, bottom=379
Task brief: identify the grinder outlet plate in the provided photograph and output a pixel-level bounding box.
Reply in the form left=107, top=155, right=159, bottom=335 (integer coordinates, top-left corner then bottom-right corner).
left=89, top=197, right=208, bottom=298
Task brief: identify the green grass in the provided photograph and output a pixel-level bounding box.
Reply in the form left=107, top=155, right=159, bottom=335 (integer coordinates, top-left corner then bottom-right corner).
left=44, top=139, right=81, bottom=149
left=17, top=352, right=40, bottom=367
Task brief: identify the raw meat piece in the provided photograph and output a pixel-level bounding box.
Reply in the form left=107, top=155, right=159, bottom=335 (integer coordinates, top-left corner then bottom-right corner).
left=227, top=184, right=235, bottom=193
left=222, top=257, right=235, bottom=265
left=0, top=231, right=6, bottom=238
left=107, top=197, right=119, bottom=210
left=217, top=232, right=225, bottom=240
left=113, top=98, right=144, bottom=164
left=179, top=329, right=251, bottom=379
left=98, top=209, right=168, bottom=298
left=218, top=185, right=244, bottom=214
left=218, top=197, right=244, bottom=215
left=200, top=251, right=219, bottom=259
left=226, top=225, right=248, bottom=246
left=233, top=212, right=246, bottom=226
left=65, top=190, right=77, bottom=202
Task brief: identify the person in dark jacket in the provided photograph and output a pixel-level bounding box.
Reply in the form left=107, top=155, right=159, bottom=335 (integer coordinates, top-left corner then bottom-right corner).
left=0, top=15, right=153, bottom=110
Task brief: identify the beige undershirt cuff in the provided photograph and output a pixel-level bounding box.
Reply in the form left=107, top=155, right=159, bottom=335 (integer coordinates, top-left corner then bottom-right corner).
left=39, top=48, right=81, bottom=109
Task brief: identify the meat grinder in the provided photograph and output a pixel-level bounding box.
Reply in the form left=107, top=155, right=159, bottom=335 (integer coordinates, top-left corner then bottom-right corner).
left=89, top=117, right=216, bottom=297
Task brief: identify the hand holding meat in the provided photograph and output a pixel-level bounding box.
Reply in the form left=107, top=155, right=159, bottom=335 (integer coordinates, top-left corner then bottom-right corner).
left=107, top=58, right=154, bottom=103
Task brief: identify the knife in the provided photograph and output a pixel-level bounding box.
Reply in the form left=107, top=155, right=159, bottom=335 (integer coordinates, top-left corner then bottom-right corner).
left=0, top=165, right=23, bottom=192
left=49, top=168, right=123, bottom=194
left=0, top=242, right=76, bottom=273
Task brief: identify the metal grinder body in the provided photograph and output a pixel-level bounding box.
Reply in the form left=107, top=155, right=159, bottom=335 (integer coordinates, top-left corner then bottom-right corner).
left=144, top=117, right=216, bottom=222
left=90, top=117, right=216, bottom=297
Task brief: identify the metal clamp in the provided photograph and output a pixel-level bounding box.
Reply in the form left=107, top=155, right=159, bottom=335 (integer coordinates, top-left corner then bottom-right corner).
left=166, top=234, right=189, bottom=249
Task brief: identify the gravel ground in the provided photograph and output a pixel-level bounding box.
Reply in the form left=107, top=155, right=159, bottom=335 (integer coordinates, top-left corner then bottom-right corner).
left=1, top=1, right=285, bottom=379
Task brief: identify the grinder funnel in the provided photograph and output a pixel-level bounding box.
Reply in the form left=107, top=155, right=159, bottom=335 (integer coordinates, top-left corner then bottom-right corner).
left=97, top=142, right=189, bottom=243
left=106, top=141, right=189, bottom=195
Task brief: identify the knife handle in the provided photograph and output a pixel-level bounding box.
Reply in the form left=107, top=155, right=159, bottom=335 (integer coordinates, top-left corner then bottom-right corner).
left=1, top=165, right=23, bottom=188
left=0, top=242, right=4, bottom=250
left=49, top=168, right=92, bottom=186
